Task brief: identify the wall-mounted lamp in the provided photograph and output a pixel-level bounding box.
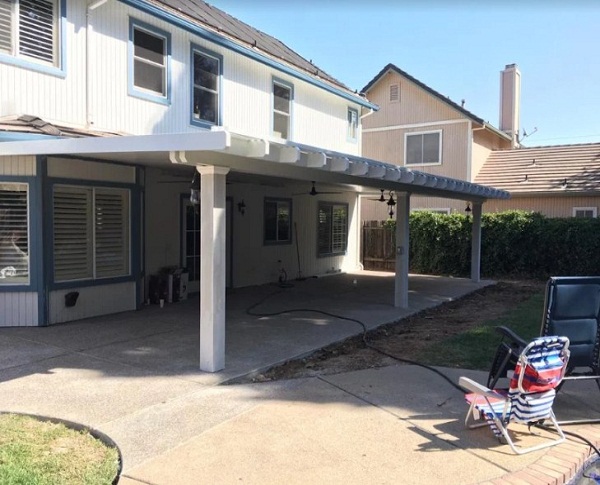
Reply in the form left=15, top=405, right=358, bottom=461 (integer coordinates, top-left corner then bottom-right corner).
left=237, top=199, right=246, bottom=215
left=465, top=202, right=472, bottom=214
left=190, top=172, right=200, bottom=205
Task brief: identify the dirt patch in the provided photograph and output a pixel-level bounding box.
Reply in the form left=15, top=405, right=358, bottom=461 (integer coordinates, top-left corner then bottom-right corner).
left=238, top=280, right=544, bottom=383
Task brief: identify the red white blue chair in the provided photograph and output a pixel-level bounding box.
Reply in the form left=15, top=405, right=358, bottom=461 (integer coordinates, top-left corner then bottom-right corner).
left=459, top=335, right=570, bottom=454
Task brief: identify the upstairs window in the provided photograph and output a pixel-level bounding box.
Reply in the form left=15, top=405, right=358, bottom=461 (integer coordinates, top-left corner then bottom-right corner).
left=53, top=186, right=130, bottom=282
left=318, top=202, right=348, bottom=257
left=0, top=0, right=60, bottom=67
left=264, top=198, right=291, bottom=244
left=573, top=207, right=597, bottom=218
left=347, top=108, right=358, bottom=141
left=130, top=19, right=170, bottom=104
left=272, top=79, right=292, bottom=139
left=0, top=183, right=29, bottom=285
left=405, top=131, right=442, bottom=165
left=192, top=45, right=221, bottom=127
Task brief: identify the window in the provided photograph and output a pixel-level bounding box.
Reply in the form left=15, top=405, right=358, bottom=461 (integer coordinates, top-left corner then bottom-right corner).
left=130, top=19, right=170, bottom=103
left=318, top=202, right=348, bottom=256
left=573, top=207, right=597, bottom=218
left=347, top=108, right=358, bottom=141
left=53, top=186, right=130, bottom=282
left=264, top=198, right=291, bottom=244
left=183, top=200, right=200, bottom=281
left=0, top=0, right=61, bottom=67
left=405, top=131, right=441, bottom=165
left=191, top=45, right=221, bottom=127
left=272, top=79, right=292, bottom=139
left=389, top=83, right=400, bottom=103
left=0, top=182, right=29, bottom=284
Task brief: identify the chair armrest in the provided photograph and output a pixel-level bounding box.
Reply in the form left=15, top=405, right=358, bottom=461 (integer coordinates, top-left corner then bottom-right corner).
left=495, top=326, right=528, bottom=348
left=459, top=376, right=506, bottom=400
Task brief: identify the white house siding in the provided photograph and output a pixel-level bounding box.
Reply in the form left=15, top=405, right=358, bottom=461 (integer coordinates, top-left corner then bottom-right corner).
left=0, top=0, right=87, bottom=126
left=0, top=292, right=38, bottom=327
left=87, top=3, right=361, bottom=153
left=49, top=282, right=136, bottom=324
left=0, top=156, right=36, bottom=176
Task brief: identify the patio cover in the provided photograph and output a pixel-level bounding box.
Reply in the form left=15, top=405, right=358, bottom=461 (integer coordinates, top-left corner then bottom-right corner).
left=0, top=129, right=509, bottom=371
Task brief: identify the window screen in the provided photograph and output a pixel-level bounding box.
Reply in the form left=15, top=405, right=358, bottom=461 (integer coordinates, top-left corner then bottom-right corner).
left=0, top=183, right=29, bottom=283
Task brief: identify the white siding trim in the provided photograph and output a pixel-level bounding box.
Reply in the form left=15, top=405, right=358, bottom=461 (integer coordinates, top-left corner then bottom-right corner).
left=363, top=118, right=470, bottom=133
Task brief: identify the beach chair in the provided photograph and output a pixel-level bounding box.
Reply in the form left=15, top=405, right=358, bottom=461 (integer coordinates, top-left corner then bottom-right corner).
left=487, top=276, right=600, bottom=390
left=459, top=335, right=570, bottom=454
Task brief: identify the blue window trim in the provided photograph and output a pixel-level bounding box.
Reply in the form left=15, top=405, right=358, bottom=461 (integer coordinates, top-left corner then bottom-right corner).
left=347, top=107, right=359, bottom=143
left=263, top=197, right=292, bottom=246
left=119, top=0, right=377, bottom=110
left=0, top=133, right=62, bottom=142
left=190, top=43, right=223, bottom=129
left=271, top=77, right=294, bottom=141
left=0, top=175, right=40, bottom=292
left=0, top=0, right=67, bottom=78
left=46, top=176, right=139, bottom=291
left=128, top=18, right=172, bottom=105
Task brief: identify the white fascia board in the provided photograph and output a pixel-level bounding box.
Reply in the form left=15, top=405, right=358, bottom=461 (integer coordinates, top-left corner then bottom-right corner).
left=0, top=131, right=230, bottom=157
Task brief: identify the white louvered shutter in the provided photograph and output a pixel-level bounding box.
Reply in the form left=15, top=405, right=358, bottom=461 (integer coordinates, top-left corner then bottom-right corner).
left=0, top=183, right=29, bottom=282
left=18, top=0, right=55, bottom=64
left=95, top=189, right=129, bottom=278
left=53, top=187, right=93, bottom=281
left=0, top=0, right=13, bottom=55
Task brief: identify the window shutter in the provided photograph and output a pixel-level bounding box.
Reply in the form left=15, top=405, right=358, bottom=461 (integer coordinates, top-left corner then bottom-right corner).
left=53, top=187, right=93, bottom=281
left=95, top=189, right=129, bottom=278
left=19, top=0, right=55, bottom=63
left=331, top=206, right=347, bottom=253
left=0, top=183, right=29, bottom=281
left=317, top=206, right=330, bottom=255
left=0, top=0, right=12, bottom=55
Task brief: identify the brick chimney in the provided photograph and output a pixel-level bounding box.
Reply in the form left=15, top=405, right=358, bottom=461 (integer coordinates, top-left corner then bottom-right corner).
left=499, top=64, right=521, bottom=148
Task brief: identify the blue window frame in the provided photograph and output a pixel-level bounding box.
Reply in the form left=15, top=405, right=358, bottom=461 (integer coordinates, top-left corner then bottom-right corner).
left=272, top=78, right=293, bottom=140
left=128, top=19, right=171, bottom=105
left=190, top=44, right=222, bottom=128
left=347, top=107, right=358, bottom=142
left=0, top=181, right=30, bottom=286
left=0, top=0, right=66, bottom=77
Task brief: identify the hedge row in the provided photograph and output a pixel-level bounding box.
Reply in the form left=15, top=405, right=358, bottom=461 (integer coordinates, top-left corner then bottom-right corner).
left=387, top=211, right=600, bottom=278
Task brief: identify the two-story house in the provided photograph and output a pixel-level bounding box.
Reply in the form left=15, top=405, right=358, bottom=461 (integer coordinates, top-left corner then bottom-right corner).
left=0, top=0, right=508, bottom=371
left=361, top=63, right=600, bottom=221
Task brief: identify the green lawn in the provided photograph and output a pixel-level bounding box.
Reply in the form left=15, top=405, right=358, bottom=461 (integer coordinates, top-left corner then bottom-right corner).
left=0, top=414, right=119, bottom=485
left=416, top=290, right=545, bottom=370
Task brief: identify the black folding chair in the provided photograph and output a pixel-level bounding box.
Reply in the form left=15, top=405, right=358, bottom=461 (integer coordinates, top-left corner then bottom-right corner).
left=488, top=276, right=600, bottom=392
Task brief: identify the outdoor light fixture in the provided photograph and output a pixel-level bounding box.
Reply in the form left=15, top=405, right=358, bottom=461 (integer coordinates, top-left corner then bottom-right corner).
left=386, top=191, right=396, bottom=208
left=190, top=172, right=200, bottom=205
left=237, top=199, right=246, bottom=215
left=465, top=202, right=472, bottom=214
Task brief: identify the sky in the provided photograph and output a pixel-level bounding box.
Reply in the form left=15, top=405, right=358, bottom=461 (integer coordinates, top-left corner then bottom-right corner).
left=208, top=0, right=600, bottom=147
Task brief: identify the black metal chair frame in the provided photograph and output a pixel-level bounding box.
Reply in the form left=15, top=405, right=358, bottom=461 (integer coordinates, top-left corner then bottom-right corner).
left=488, top=276, right=600, bottom=393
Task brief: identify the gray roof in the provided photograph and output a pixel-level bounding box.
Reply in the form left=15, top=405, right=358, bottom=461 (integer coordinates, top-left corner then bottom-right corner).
left=475, top=143, right=600, bottom=194
left=147, top=0, right=351, bottom=92
left=0, top=115, right=122, bottom=138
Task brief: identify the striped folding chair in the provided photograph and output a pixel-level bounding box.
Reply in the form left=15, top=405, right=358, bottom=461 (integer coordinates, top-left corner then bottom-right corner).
left=459, top=336, right=570, bottom=454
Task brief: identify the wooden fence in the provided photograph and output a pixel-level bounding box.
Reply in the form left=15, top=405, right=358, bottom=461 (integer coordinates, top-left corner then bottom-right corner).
left=362, top=221, right=396, bottom=271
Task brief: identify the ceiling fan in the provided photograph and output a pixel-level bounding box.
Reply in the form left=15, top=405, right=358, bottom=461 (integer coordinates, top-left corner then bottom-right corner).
left=293, top=181, right=342, bottom=196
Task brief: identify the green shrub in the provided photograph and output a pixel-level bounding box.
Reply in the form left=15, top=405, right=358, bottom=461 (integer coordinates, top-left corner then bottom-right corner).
left=378, top=210, right=600, bottom=278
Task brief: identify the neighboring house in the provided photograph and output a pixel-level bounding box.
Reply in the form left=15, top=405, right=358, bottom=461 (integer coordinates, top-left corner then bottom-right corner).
left=0, top=0, right=508, bottom=371
left=476, top=143, right=600, bottom=217
left=360, top=63, right=517, bottom=219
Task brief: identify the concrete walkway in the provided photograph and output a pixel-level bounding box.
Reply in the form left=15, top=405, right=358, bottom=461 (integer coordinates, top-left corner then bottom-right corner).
left=0, top=272, right=598, bottom=484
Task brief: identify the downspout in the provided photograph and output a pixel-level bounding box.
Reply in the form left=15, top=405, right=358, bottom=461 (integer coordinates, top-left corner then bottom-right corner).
left=86, top=0, right=110, bottom=128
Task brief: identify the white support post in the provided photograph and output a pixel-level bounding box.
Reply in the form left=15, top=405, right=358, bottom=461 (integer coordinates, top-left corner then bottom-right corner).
left=197, top=165, right=230, bottom=372
left=394, top=193, right=410, bottom=308
left=471, top=201, right=483, bottom=283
